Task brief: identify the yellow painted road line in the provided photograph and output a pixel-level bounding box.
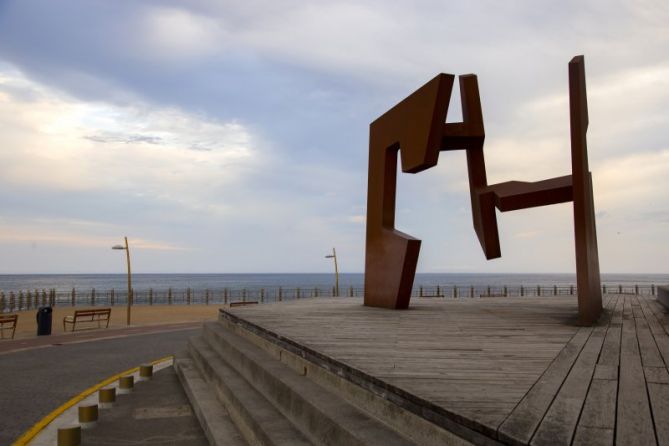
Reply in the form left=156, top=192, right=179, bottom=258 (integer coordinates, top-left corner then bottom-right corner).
left=12, top=355, right=174, bottom=446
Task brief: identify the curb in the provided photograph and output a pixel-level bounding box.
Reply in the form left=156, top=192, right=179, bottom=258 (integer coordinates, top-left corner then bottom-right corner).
left=13, top=355, right=173, bottom=445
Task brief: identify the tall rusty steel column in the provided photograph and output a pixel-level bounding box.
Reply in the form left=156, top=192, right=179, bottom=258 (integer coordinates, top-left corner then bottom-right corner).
left=568, top=56, right=602, bottom=325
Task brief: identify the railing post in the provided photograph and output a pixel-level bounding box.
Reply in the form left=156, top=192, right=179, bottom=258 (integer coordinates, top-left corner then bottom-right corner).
left=453, top=286, right=457, bottom=298
left=602, top=284, right=607, bottom=294
left=10, top=292, right=16, bottom=312
left=110, top=289, right=115, bottom=306
left=71, top=288, right=76, bottom=306
left=504, top=286, right=508, bottom=297
left=260, top=289, right=265, bottom=303
left=553, top=285, right=557, bottom=295
left=18, top=291, right=24, bottom=310
left=314, top=287, right=318, bottom=298
left=278, top=287, right=282, bottom=302
left=41, top=289, right=47, bottom=306
left=26, top=290, right=32, bottom=310
left=635, top=284, right=639, bottom=295
left=297, top=288, right=301, bottom=299
left=419, top=286, right=423, bottom=297
left=570, top=285, right=574, bottom=295
left=487, top=286, right=491, bottom=296
left=520, top=285, right=524, bottom=297
left=91, top=288, right=96, bottom=306
left=34, top=289, right=39, bottom=308
left=349, top=286, right=353, bottom=297
left=243, top=288, right=247, bottom=302
left=0, top=291, right=4, bottom=313
left=187, top=288, right=192, bottom=305
left=537, top=285, right=541, bottom=296
left=149, top=288, right=154, bottom=306
left=205, top=289, right=210, bottom=305
left=224, top=288, right=228, bottom=305
left=619, top=284, right=623, bottom=294
left=168, top=288, right=173, bottom=305
left=50, top=289, right=55, bottom=307
left=470, top=286, right=474, bottom=298
left=652, top=284, right=656, bottom=296
left=332, top=286, right=335, bottom=297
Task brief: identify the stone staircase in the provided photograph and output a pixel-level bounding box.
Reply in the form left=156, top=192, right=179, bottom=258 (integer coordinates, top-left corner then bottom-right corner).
left=175, top=316, right=473, bottom=446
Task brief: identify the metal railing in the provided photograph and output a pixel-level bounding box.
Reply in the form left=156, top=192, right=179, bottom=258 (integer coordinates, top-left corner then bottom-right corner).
left=0, top=284, right=659, bottom=313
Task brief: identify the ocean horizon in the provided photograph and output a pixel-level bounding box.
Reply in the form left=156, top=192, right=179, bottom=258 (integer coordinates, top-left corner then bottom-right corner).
left=0, top=272, right=667, bottom=293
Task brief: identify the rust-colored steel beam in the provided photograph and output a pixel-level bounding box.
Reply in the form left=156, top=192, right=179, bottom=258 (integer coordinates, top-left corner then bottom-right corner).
left=363, top=56, right=602, bottom=325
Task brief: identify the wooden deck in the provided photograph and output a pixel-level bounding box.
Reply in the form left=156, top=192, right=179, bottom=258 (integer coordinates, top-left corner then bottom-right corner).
left=225, top=294, right=669, bottom=445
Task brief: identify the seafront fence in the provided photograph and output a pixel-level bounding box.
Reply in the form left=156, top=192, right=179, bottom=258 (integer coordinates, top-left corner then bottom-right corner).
left=0, top=283, right=659, bottom=313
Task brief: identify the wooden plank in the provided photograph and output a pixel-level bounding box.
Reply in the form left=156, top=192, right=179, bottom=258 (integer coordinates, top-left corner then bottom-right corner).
left=636, top=313, right=665, bottom=367
left=645, top=367, right=669, bottom=384
left=637, top=296, right=669, bottom=368
left=598, top=297, right=623, bottom=366
left=648, top=383, right=669, bottom=446
left=572, top=379, right=617, bottom=446
left=497, top=328, right=591, bottom=445
left=572, top=426, right=613, bottom=446
left=617, top=297, right=657, bottom=445
left=530, top=298, right=617, bottom=445
left=530, top=327, right=606, bottom=445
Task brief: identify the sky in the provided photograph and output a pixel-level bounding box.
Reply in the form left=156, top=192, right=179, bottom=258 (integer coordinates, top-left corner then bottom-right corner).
left=0, top=0, right=667, bottom=274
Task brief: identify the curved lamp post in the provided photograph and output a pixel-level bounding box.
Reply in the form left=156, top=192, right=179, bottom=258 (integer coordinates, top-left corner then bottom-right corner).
left=112, top=237, right=132, bottom=326
left=325, top=247, right=339, bottom=297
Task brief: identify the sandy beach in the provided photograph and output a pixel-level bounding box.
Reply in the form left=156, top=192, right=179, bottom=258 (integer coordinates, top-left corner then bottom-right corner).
left=2, top=305, right=220, bottom=340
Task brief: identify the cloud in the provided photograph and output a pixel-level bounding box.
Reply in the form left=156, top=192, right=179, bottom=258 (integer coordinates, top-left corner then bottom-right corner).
left=84, top=133, right=164, bottom=145
left=139, top=6, right=225, bottom=63
left=0, top=70, right=258, bottom=203
left=0, top=1, right=667, bottom=274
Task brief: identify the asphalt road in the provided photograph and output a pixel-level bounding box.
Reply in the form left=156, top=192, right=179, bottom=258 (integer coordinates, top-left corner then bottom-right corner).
left=0, top=328, right=199, bottom=445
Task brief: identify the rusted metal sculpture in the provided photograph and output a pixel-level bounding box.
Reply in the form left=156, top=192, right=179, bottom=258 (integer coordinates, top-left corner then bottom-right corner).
left=364, top=56, right=602, bottom=325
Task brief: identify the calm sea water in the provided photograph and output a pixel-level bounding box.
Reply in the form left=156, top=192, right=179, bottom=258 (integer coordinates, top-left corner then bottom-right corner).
left=0, top=273, right=666, bottom=293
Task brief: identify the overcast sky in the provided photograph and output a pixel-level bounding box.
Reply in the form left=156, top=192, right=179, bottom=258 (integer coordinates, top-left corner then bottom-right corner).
left=0, top=0, right=667, bottom=274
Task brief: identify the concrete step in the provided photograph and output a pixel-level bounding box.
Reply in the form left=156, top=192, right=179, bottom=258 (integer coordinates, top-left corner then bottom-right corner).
left=188, top=335, right=312, bottom=446
left=173, top=354, right=247, bottom=446
left=202, top=321, right=416, bottom=446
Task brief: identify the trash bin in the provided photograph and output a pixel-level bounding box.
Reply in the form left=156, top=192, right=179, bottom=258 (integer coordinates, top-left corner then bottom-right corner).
left=36, top=306, right=53, bottom=336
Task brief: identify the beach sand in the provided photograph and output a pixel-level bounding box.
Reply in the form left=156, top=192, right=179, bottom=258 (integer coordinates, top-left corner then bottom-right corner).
left=3, top=305, right=220, bottom=340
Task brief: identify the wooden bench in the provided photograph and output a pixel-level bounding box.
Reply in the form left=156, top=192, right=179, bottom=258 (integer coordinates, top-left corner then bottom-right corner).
left=63, top=308, right=111, bottom=332
left=0, top=314, right=18, bottom=339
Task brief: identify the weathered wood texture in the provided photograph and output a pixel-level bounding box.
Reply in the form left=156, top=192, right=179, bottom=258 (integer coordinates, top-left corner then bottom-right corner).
left=226, top=294, right=669, bottom=445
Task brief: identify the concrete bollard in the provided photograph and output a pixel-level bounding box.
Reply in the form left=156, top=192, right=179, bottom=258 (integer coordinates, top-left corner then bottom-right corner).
left=57, top=425, right=81, bottom=446
left=78, top=404, right=98, bottom=429
left=118, top=376, right=134, bottom=394
left=99, top=387, right=116, bottom=408
left=138, top=364, right=153, bottom=381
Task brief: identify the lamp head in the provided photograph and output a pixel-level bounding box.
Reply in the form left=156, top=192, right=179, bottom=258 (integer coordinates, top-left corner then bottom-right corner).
left=112, top=245, right=126, bottom=250
left=325, top=255, right=334, bottom=258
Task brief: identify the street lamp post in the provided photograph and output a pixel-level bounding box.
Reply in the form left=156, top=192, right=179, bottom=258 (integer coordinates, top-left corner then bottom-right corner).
left=325, top=247, right=339, bottom=296
left=112, top=237, right=132, bottom=326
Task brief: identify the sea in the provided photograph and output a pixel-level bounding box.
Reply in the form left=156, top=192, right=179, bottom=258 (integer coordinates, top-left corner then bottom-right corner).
left=0, top=273, right=667, bottom=293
